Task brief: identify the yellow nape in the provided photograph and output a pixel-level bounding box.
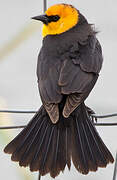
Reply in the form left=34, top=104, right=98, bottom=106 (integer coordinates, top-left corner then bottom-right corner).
left=42, top=4, right=79, bottom=37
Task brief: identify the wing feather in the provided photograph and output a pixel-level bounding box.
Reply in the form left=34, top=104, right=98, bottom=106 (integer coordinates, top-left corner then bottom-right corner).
left=59, top=36, right=102, bottom=117
left=37, top=35, right=103, bottom=121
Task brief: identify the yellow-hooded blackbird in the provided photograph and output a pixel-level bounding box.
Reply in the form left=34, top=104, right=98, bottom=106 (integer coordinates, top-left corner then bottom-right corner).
left=4, top=4, right=114, bottom=178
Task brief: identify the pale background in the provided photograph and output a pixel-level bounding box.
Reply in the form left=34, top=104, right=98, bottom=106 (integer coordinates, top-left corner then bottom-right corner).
left=0, top=0, right=117, bottom=179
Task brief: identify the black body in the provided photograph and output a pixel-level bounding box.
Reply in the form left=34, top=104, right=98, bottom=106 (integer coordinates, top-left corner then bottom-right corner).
left=4, top=12, right=114, bottom=178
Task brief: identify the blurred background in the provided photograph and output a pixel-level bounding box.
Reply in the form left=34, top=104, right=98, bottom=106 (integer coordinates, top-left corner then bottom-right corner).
left=0, top=0, right=117, bottom=179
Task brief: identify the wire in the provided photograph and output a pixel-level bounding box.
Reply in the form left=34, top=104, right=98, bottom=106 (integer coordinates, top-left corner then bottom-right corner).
left=38, top=173, right=41, bottom=180
left=44, top=0, right=47, bottom=12
left=0, top=109, right=117, bottom=129
left=0, top=110, right=117, bottom=117
left=0, top=109, right=117, bottom=118
left=0, top=110, right=36, bottom=114
left=94, top=123, right=117, bottom=126
left=0, top=125, right=26, bottom=130
left=113, top=151, right=117, bottom=180
left=92, top=113, right=117, bottom=118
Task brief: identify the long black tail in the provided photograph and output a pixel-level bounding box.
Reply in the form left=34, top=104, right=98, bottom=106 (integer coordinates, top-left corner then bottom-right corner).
left=4, top=103, right=114, bottom=178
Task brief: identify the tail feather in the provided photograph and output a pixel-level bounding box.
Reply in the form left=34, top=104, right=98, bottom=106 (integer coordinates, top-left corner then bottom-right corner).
left=62, top=125, right=71, bottom=170
left=44, top=126, right=57, bottom=175
left=65, top=127, right=71, bottom=170
left=4, top=110, right=41, bottom=154
left=72, top=116, right=89, bottom=174
left=18, top=118, right=45, bottom=167
left=57, top=127, right=66, bottom=172
left=81, top=121, right=98, bottom=171
left=11, top=112, right=44, bottom=162
left=86, top=117, right=113, bottom=164
left=50, top=118, right=72, bottom=177
left=39, top=126, right=55, bottom=175
left=85, top=116, right=107, bottom=167
left=50, top=128, right=60, bottom=177
left=71, top=104, right=114, bottom=174
left=86, top=116, right=107, bottom=167
left=4, top=104, right=114, bottom=178
left=80, top=106, right=98, bottom=171
left=30, top=119, right=49, bottom=171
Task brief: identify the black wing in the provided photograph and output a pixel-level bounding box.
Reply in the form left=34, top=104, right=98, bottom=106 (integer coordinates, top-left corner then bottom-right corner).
left=37, top=35, right=103, bottom=120
left=37, top=48, right=62, bottom=123
left=58, top=36, right=103, bottom=117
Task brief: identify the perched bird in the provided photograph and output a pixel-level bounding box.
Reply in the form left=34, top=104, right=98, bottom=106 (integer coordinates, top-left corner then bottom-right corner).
left=4, top=3, right=114, bottom=178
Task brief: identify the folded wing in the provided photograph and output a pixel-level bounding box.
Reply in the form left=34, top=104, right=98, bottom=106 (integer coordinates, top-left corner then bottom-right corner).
left=58, top=36, right=103, bottom=117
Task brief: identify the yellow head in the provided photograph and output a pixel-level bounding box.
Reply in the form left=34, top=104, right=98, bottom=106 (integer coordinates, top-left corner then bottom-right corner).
left=32, top=4, right=79, bottom=37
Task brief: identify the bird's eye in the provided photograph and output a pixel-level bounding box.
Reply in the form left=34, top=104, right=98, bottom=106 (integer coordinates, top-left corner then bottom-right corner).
left=52, top=15, right=60, bottom=22
left=47, top=15, right=60, bottom=23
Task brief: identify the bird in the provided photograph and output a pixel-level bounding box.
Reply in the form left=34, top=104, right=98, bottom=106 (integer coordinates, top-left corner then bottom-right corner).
left=4, top=3, right=114, bottom=178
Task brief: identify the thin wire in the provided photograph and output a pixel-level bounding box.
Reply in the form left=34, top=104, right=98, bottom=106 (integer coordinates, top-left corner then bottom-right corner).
left=94, top=123, right=117, bottom=126
left=0, top=110, right=117, bottom=129
left=113, top=151, right=117, bottom=180
left=0, top=125, right=26, bottom=129
left=0, top=110, right=36, bottom=114
left=92, top=113, right=117, bottom=118
left=0, top=122, right=117, bottom=130
left=44, top=0, right=47, bottom=12
left=38, top=173, right=41, bottom=180
left=0, top=109, right=117, bottom=118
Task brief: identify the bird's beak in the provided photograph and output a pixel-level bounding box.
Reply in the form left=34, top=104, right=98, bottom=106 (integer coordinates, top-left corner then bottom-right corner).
left=31, top=15, right=49, bottom=25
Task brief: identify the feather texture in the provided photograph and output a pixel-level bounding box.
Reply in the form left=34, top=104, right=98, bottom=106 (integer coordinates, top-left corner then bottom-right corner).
left=4, top=4, right=114, bottom=178
left=71, top=103, right=114, bottom=174
left=4, top=104, right=114, bottom=178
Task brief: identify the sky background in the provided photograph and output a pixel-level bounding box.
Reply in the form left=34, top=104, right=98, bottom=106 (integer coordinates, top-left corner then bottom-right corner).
left=0, top=0, right=117, bottom=179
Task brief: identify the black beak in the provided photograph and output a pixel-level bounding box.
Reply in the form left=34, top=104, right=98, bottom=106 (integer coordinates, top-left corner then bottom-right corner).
left=32, top=15, right=49, bottom=24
